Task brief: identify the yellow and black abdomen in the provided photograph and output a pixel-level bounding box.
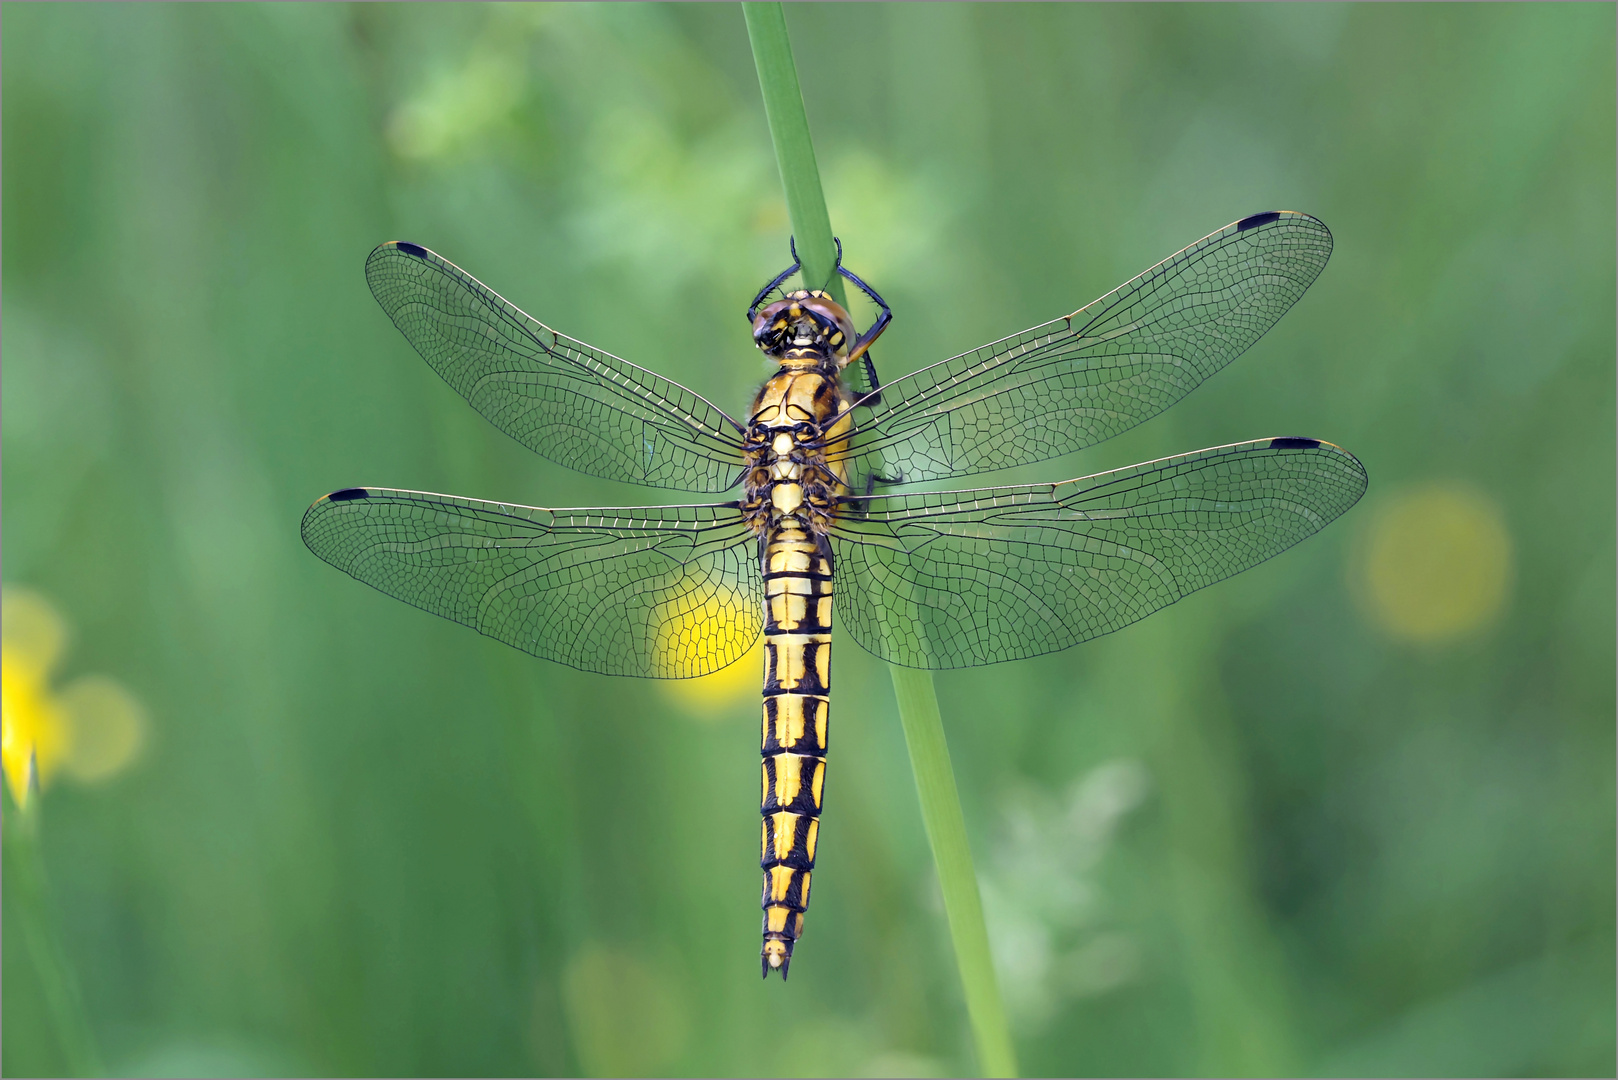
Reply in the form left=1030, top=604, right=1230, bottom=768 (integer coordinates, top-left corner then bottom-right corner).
left=758, top=523, right=833, bottom=978
left=744, top=364, right=848, bottom=979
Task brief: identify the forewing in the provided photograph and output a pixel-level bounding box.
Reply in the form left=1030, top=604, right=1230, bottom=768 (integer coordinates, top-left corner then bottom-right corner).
left=839, top=212, right=1333, bottom=485
left=830, top=437, right=1366, bottom=668
left=302, top=487, right=760, bottom=678
left=366, top=242, right=746, bottom=492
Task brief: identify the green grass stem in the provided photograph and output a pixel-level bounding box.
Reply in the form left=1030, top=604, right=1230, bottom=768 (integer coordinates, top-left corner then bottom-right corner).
left=5, top=800, right=104, bottom=1077
left=742, top=3, right=839, bottom=294
left=742, top=6, right=1018, bottom=1075
left=887, top=666, right=1019, bottom=1078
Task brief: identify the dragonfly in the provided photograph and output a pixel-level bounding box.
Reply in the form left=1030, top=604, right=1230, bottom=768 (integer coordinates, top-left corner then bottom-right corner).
left=301, top=210, right=1366, bottom=979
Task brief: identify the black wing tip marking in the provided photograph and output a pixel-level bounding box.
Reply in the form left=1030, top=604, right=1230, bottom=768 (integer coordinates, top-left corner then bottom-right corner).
left=1264, top=436, right=1366, bottom=473
left=1232, top=210, right=1332, bottom=242
left=302, top=488, right=371, bottom=547
left=389, top=241, right=430, bottom=259
left=1236, top=211, right=1284, bottom=231
left=1261, top=437, right=1367, bottom=482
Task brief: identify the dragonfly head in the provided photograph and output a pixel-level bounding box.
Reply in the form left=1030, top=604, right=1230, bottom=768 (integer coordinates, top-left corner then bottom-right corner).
left=752, top=290, right=857, bottom=371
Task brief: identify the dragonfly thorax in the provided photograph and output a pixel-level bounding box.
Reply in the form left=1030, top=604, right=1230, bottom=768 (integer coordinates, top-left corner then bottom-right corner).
left=741, top=368, right=852, bottom=537
left=752, top=290, right=856, bottom=373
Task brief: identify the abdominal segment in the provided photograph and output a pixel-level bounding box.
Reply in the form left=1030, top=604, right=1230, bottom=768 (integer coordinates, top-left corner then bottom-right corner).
left=759, top=523, right=832, bottom=978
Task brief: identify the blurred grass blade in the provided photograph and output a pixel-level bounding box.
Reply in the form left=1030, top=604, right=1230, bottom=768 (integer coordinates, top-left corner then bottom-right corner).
left=742, top=2, right=838, bottom=291
left=743, top=4, right=1018, bottom=1075
left=889, top=666, right=1019, bottom=1078
left=5, top=803, right=104, bottom=1077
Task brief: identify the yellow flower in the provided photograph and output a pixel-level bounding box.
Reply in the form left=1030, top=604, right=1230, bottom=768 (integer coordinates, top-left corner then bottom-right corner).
left=2, top=586, right=146, bottom=809
left=656, top=585, right=763, bottom=718
left=1352, top=483, right=1514, bottom=643
left=661, top=638, right=763, bottom=717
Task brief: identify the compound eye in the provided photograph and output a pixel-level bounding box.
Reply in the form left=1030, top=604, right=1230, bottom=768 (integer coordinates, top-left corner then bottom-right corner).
left=753, top=318, right=789, bottom=351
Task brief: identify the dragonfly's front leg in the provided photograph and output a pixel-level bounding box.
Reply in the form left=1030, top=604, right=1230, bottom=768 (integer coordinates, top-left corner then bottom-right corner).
left=836, top=248, right=892, bottom=406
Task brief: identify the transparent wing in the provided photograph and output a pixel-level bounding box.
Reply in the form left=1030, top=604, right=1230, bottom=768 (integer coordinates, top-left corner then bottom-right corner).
left=366, top=242, right=747, bottom=492
left=837, top=212, right=1333, bottom=485
left=829, top=437, right=1366, bottom=669
left=301, top=487, right=760, bottom=678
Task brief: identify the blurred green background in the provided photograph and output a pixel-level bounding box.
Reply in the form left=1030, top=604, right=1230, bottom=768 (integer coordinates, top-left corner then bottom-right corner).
left=4, top=3, right=1613, bottom=1076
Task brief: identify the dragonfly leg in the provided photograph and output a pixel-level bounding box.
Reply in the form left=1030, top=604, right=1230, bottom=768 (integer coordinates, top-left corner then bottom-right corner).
left=857, top=354, right=884, bottom=404
left=836, top=472, right=902, bottom=522
left=834, top=242, right=893, bottom=403
left=863, top=471, right=904, bottom=491
left=747, top=239, right=803, bottom=322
